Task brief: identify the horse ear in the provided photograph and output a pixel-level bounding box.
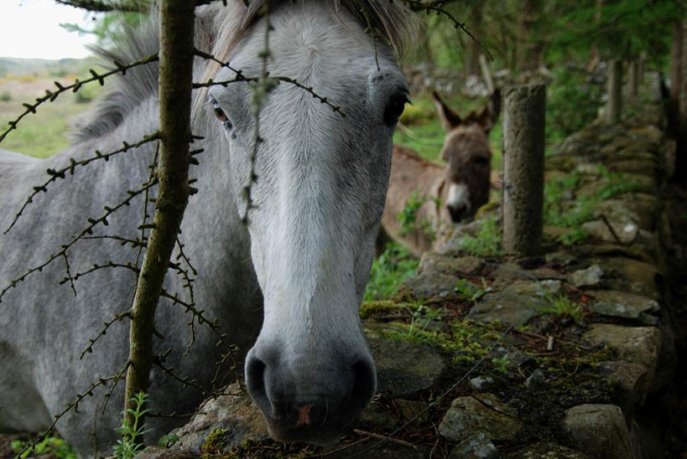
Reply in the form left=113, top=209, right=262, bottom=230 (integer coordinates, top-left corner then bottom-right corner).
left=432, top=91, right=461, bottom=131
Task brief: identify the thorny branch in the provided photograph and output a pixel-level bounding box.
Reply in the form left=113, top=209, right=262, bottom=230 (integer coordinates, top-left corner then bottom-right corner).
left=0, top=54, right=159, bottom=146
left=194, top=50, right=346, bottom=118
left=0, top=176, right=158, bottom=303
left=3, top=132, right=161, bottom=234
left=16, top=366, right=131, bottom=459
left=402, top=0, right=493, bottom=61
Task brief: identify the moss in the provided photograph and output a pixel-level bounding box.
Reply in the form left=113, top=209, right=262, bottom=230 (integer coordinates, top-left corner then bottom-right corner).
left=200, top=427, right=228, bottom=458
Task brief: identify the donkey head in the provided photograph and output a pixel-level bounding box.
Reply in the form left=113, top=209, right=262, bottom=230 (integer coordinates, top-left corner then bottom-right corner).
left=432, top=90, right=500, bottom=223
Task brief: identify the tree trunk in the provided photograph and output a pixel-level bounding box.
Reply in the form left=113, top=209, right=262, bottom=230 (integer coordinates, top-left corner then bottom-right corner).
left=517, top=0, right=542, bottom=73
left=464, top=1, right=484, bottom=76
left=124, top=0, right=195, bottom=440
left=628, top=60, right=639, bottom=100
left=502, top=85, right=546, bottom=257
left=607, top=59, right=623, bottom=124
left=676, top=20, right=687, bottom=182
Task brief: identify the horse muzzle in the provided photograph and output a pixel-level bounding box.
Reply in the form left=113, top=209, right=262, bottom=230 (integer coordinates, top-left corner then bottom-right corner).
left=245, top=343, right=376, bottom=443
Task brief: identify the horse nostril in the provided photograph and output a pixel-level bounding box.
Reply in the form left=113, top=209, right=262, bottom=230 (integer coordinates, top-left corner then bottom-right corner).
left=245, top=353, right=267, bottom=401
left=350, top=359, right=376, bottom=410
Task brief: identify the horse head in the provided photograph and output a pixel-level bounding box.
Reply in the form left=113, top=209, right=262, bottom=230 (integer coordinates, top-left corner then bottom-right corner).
left=206, top=1, right=409, bottom=443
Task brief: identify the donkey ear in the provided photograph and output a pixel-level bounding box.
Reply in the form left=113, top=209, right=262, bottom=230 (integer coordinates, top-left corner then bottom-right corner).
left=488, top=88, right=501, bottom=125
left=475, top=89, right=501, bottom=133
left=432, top=91, right=461, bottom=131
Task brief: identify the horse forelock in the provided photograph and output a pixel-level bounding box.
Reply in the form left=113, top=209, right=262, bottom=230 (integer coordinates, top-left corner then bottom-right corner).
left=70, top=0, right=415, bottom=143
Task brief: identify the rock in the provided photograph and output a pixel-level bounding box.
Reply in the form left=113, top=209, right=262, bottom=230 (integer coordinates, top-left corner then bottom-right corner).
left=588, top=290, right=659, bottom=325
left=439, top=396, right=523, bottom=443
left=568, top=264, right=604, bottom=287
left=469, top=376, right=497, bottom=391
left=404, top=253, right=482, bottom=300
left=368, top=338, right=445, bottom=396
left=582, top=220, right=639, bottom=245
left=597, top=361, right=650, bottom=417
left=450, top=432, right=499, bottom=459
left=583, top=324, right=661, bottom=386
left=396, top=399, right=430, bottom=423
left=163, top=383, right=269, bottom=454
left=467, top=280, right=558, bottom=326
left=562, top=404, right=635, bottom=459
left=467, top=291, right=542, bottom=326
left=595, top=257, right=659, bottom=298
left=594, top=195, right=657, bottom=231
left=509, top=442, right=588, bottom=458
left=524, top=369, right=547, bottom=389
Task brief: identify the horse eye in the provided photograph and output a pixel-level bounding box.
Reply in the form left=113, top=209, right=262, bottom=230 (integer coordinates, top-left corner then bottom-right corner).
left=383, top=93, right=409, bottom=127
left=211, top=100, right=233, bottom=129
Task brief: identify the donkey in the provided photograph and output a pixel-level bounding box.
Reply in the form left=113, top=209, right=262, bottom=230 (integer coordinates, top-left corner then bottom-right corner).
left=381, top=90, right=500, bottom=257
left=0, top=1, right=414, bottom=455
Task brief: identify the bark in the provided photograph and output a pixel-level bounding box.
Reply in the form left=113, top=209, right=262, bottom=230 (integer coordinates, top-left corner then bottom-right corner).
left=676, top=20, right=687, bottom=182
left=628, top=60, right=639, bottom=100
left=124, top=0, right=195, bottom=438
left=607, top=59, right=623, bottom=124
left=502, top=85, right=546, bottom=257
left=517, top=0, right=542, bottom=72
left=464, top=1, right=484, bottom=76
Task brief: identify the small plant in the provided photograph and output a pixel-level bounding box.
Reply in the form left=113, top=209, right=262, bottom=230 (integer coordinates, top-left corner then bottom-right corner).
left=491, top=354, right=510, bottom=374
left=454, top=278, right=488, bottom=303
left=113, top=391, right=149, bottom=459
left=398, top=191, right=435, bottom=239
left=407, top=304, right=442, bottom=335
left=364, top=242, right=419, bottom=301
left=11, top=436, right=77, bottom=459
left=456, top=216, right=503, bottom=257
left=200, top=427, right=228, bottom=458
left=558, top=226, right=589, bottom=246
left=0, top=90, right=11, bottom=102
left=158, top=433, right=180, bottom=448
left=539, top=294, right=583, bottom=323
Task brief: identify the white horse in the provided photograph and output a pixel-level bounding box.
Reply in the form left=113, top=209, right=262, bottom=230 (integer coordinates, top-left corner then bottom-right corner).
left=0, top=1, right=412, bottom=455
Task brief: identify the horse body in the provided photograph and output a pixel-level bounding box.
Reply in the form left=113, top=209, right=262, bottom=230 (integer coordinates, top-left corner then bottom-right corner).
left=0, top=1, right=410, bottom=455
left=381, top=91, right=499, bottom=258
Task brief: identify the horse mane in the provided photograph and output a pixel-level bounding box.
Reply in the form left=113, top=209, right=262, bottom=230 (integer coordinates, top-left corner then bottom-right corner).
left=71, top=0, right=415, bottom=143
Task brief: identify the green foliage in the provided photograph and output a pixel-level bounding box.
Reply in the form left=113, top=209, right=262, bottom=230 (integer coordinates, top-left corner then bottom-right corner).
left=550, top=0, right=685, bottom=63
left=364, top=243, right=419, bottom=301
left=539, top=295, right=584, bottom=323
left=397, top=191, right=436, bottom=240
left=455, top=216, right=503, bottom=257
left=547, top=66, right=604, bottom=141
left=11, top=436, right=77, bottom=459
left=545, top=166, right=642, bottom=246
left=408, top=304, right=443, bottom=335
left=74, top=82, right=102, bottom=104
left=200, top=427, right=228, bottom=458
left=158, top=433, right=180, bottom=448
left=113, top=392, right=149, bottom=459
left=454, top=278, right=488, bottom=303
left=491, top=354, right=510, bottom=374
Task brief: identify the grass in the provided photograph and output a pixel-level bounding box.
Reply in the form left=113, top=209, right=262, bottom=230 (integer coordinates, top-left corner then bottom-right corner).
left=0, top=73, right=102, bottom=158
left=538, top=294, right=584, bottom=323
left=364, top=242, right=419, bottom=301
left=544, top=165, right=643, bottom=245
left=455, top=216, right=503, bottom=257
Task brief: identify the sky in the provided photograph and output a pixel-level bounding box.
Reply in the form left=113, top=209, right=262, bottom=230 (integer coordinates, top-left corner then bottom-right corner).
left=0, top=0, right=99, bottom=60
